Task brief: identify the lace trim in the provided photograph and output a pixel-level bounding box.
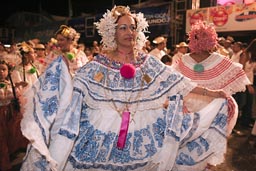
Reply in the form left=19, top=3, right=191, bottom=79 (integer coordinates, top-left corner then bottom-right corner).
left=175, top=52, right=250, bottom=95
left=74, top=55, right=196, bottom=111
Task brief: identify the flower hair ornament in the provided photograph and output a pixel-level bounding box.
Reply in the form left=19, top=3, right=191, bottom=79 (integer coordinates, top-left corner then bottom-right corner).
left=94, top=5, right=149, bottom=51
left=188, top=21, right=218, bottom=53
left=16, top=42, right=33, bottom=56
left=55, top=25, right=80, bottom=43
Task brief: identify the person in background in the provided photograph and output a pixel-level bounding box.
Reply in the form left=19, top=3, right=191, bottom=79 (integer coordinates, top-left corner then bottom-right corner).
left=223, top=38, right=233, bottom=58
left=92, top=40, right=101, bottom=56
left=161, top=54, right=172, bottom=66
left=0, top=60, right=28, bottom=171
left=172, top=21, right=250, bottom=138
left=0, top=43, right=8, bottom=56
left=239, top=38, right=256, bottom=128
left=45, top=25, right=88, bottom=76
left=142, top=39, right=152, bottom=53
left=77, top=43, right=86, bottom=52
left=172, top=41, right=188, bottom=65
left=231, top=41, right=247, bottom=122
left=3, top=44, right=21, bottom=66
left=20, top=6, right=229, bottom=171
left=45, top=37, right=58, bottom=56
left=149, top=36, right=167, bottom=60
left=84, top=47, right=94, bottom=61
left=230, top=41, right=243, bottom=63
left=11, top=42, right=39, bottom=90
left=243, top=38, right=256, bottom=148
left=34, top=43, right=47, bottom=74
left=0, top=60, right=15, bottom=171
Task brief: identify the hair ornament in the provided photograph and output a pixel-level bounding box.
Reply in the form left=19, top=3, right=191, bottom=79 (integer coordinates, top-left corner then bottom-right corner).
left=94, top=5, right=149, bottom=51
left=0, top=82, right=6, bottom=88
left=55, top=25, right=80, bottom=43
left=16, top=42, right=33, bottom=55
left=188, top=21, right=218, bottom=53
left=66, top=52, right=75, bottom=61
left=29, top=66, right=37, bottom=74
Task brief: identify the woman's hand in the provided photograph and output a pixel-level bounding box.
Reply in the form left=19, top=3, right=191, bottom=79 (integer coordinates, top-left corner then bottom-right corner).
left=192, top=86, right=228, bottom=98
left=207, top=89, right=227, bottom=98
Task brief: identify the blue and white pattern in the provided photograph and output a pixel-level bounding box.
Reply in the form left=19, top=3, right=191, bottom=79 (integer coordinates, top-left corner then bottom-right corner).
left=20, top=54, right=228, bottom=171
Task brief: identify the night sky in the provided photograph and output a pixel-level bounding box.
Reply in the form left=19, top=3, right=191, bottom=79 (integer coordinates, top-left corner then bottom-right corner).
left=0, top=0, right=149, bottom=24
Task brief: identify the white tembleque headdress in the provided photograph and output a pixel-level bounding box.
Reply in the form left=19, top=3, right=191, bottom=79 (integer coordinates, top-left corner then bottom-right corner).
left=94, top=6, right=149, bottom=51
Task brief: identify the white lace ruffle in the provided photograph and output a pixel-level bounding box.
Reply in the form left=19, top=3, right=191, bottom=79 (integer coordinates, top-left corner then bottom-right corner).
left=175, top=52, right=250, bottom=95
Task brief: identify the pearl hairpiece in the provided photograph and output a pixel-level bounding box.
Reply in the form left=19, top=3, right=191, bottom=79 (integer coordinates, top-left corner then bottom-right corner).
left=94, top=6, right=149, bottom=51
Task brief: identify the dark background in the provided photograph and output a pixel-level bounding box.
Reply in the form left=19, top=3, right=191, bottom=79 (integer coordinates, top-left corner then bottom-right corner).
left=0, top=0, right=150, bottom=23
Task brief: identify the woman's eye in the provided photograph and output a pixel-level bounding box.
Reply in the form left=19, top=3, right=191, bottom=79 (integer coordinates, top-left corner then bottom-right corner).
left=119, top=25, right=127, bottom=30
left=117, top=25, right=137, bottom=31
left=130, top=25, right=136, bottom=31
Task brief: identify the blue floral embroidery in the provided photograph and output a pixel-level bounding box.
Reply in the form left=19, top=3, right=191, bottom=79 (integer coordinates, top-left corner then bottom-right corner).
left=181, top=114, right=191, bottom=133
left=176, top=152, right=195, bottom=165
left=41, top=62, right=61, bottom=91
left=199, top=137, right=209, bottom=152
left=34, top=157, right=48, bottom=171
left=153, top=118, right=166, bottom=147
left=212, top=112, right=227, bottom=129
left=187, top=140, right=203, bottom=156
left=40, top=96, right=58, bottom=117
left=68, top=108, right=164, bottom=170
left=180, top=113, right=200, bottom=145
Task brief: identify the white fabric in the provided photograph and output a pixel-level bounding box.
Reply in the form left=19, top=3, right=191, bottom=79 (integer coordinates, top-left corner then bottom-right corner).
left=230, top=50, right=242, bottom=63
left=244, top=61, right=256, bottom=84
left=173, top=52, right=250, bottom=135
left=172, top=51, right=184, bottom=65
left=149, top=48, right=166, bottom=60
left=20, top=53, right=229, bottom=171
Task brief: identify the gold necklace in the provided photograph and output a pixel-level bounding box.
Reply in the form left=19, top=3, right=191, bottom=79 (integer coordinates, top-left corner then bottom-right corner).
left=104, top=63, right=144, bottom=123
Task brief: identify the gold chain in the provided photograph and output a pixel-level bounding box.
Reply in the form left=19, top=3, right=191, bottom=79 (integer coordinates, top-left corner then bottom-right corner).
left=104, top=58, right=145, bottom=123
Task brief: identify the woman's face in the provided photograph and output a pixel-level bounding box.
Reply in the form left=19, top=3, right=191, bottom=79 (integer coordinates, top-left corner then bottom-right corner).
left=115, top=15, right=137, bottom=49
left=0, top=64, right=8, bottom=80
left=24, top=49, right=36, bottom=63
left=56, top=34, right=73, bottom=52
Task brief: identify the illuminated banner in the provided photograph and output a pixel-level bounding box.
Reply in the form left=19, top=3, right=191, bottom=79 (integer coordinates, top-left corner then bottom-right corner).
left=135, top=5, right=170, bottom=38
left=186, top=2, right=256, bottom=32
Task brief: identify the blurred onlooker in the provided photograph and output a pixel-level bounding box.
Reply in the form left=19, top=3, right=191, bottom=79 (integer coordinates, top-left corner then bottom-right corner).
left=45, top=25, right=88, bottom=76
left=231, top=41, right=243, bottom=63
left=160, top=54, right=172, bottom=66
left=172, top=42, right=188, bottom=64
left=77, top=43, right=86, bottom=52
left=149, top=36, right=167, bottom=60
left=142, top=40, right=152, bottom=53
left=216, top=37, right=230, bottom=57
left=238, top=39, right=256, bottom=128
left=34, top=43, right=47, bottom=74
left=92, top=40, right=101, bottom=56
left=223, top=39, right=233, bottom=58
left=84, top=47, right=94, bottom=61
left=3, top=44, right=21, bottom=66
left=0, top=43, right=8, bottom=56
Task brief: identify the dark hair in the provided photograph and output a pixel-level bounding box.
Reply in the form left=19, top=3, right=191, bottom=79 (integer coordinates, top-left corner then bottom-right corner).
left=161, top=54, right=172, bottom=64
left=0, top=60, right=14, bottom=73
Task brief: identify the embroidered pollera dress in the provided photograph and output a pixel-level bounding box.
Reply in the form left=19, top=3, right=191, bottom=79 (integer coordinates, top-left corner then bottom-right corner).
left=172, top=52, right=251, bottom=136
left=20, top=53, right=229, bottom=171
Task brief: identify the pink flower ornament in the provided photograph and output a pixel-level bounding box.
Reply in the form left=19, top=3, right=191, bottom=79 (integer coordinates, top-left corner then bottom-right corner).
left=120, top=63, right=136, bottom=79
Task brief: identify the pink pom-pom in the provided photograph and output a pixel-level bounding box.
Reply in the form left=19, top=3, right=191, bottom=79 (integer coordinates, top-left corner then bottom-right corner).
left=120, top=63, right=136, bottom=79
